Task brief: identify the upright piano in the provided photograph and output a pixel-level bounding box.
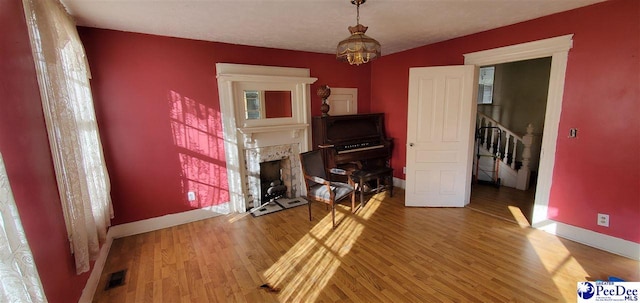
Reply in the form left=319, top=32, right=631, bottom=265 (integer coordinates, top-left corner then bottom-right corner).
left=312, top=113, right=393, bottom=174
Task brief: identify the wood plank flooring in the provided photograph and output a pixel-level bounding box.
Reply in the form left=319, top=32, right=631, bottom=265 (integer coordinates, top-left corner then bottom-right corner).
left=467, top=183, right=535, bottom=226
left=93, top=187, right=639, bottom=302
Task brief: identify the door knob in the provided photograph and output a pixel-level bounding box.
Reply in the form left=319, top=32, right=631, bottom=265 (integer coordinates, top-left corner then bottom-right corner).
left=409, top=143, right=414, bottom=147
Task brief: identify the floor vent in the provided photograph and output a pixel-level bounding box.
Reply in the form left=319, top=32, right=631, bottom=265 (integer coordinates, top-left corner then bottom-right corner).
left=105, top=269, right=127, bottom=290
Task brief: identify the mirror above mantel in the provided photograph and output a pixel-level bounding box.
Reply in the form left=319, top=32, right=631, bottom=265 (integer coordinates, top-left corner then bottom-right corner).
left=234, top=81, right=301, bottom=128
left=244, top=90, right=292, bottom=120
left=218, top=66, right=317, bottom=129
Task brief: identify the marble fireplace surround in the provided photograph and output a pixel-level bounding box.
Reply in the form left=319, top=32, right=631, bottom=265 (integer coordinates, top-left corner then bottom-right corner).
left=216, top=63, right=317, bottom=212
left=246, top=144, right=301, bottom=209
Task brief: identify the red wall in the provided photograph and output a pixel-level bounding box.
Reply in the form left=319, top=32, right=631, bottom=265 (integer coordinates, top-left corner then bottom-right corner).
left=370, top=0, right=639, bottom=243
left=78, top=28, right=372, bottom=224
left=0, top=0, right=91, bottom=302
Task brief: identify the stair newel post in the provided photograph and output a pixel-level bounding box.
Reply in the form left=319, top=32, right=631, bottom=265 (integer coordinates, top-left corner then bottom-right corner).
left=516, top=123, right=534, bottom=190
left=509, top=135, right=517, bottom=169
left=504, top=133, right=512, bottom=167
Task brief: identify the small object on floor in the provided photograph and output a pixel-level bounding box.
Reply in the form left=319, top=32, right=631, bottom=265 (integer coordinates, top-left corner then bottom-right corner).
left=250, top=201, right=284, bottom=217
left=250, top=198, right=309, bottom=217
left=277, top=197, right=307, bottom=209
left=259, top=283, right=280, bottom=293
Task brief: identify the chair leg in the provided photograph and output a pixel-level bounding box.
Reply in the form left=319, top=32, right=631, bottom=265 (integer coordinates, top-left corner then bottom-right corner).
left=308, top=199, right=312, bottom=221
left=331, top=203, right=336, bottom=228
left=351, top=191, right=355, bottom=213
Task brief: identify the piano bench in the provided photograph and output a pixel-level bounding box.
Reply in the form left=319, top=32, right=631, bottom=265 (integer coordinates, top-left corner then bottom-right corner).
left=349, top=167, right=394, bottom=206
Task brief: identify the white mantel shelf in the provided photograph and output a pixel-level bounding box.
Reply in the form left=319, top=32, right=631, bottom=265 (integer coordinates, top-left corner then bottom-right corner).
left=237, top=123, right=309, bottom=143
left=238, top=123, right=308, bottom=135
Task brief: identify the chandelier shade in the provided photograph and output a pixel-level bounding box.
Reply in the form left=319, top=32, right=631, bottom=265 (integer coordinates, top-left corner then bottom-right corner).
left=336, top=0, right=381, bottom=66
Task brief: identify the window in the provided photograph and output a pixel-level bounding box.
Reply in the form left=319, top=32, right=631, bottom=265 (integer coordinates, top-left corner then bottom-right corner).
left=478, top=66, right=495, bottom=104
left=23, top=0, right=113, bottom=275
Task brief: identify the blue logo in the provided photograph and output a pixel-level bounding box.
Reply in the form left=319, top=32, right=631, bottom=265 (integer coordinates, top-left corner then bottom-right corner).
left=578, top=282, right=595, bottom=299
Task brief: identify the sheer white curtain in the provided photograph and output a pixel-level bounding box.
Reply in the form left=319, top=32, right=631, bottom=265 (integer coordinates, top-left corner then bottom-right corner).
left=0, top=152, right=47, bottom=303
left=22, top=0, right=113, bottom=274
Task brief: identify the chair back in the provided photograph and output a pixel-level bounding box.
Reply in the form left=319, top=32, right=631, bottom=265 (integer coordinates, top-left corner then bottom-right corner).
left=299, top=150, right=327, bottom=180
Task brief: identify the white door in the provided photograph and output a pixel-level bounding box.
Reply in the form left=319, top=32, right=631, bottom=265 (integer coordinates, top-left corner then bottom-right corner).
left=327, top=88, right=357, bottom=115
left=405, top=66, right=477, bottom=207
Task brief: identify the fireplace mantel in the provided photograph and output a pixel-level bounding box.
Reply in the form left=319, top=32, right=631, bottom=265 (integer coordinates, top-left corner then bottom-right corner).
left=216, top=63, right=317, bottom=212
left=238, top=123, right=308, bottom=144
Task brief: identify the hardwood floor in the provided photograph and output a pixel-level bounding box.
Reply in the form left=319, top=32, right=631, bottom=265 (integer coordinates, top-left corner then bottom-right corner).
left=93, top=188, right=639, bottom=302
left=467, top=183, right=535, bottom=227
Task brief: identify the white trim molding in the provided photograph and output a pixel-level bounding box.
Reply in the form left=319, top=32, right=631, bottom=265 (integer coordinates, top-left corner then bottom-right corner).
left=464, top=34, right=573, bottom=66
left=535, top=220, right=640, bottom=260
left=464, top=35, right=639, bottom=260
left=465, top=34, right=572, bottom=228
left=393, top=177, right=406, bottom=190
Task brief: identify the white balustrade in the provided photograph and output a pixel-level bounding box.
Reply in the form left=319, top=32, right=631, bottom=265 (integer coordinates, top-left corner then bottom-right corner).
left=476, top=112, right=534, bottom=190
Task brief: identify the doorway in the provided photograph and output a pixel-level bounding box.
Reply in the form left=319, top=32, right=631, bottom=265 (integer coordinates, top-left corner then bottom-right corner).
left=464, top=34, right=574, bottom=227
left=470, top=57, right=552, bottom=224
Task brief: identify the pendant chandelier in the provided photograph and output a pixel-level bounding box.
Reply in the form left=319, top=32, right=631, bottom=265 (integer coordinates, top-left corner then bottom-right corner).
left=336, top=0, right=381, bottom=66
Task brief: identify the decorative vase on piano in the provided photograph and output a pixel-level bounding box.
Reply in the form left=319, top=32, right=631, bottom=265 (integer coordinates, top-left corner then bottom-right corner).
left=317, top=84, right=331, bottom=117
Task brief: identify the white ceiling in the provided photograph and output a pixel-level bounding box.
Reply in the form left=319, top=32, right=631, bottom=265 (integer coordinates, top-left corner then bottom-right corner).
left=60, top=0, right=605, bottom=56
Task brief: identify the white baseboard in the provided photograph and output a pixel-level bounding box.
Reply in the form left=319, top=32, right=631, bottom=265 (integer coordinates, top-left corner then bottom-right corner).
left=78, top=202, right=230, bottom=303
left=533, top=220, right=640, bottom=260
left=108, top=203, right=230, bottom=239
left=393, top=177, right=406, bottom=190
left=78, top=236, right=113, bottom=303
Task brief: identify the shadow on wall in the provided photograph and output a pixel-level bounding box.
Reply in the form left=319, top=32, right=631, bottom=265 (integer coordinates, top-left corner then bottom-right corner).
left=168, top=90, right=229, bottom=208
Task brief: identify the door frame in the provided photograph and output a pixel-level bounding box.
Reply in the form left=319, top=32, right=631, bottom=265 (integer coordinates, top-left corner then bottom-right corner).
left=327, top=87, right=358, bottom=115
left=463, top=34, right=573, bottom=227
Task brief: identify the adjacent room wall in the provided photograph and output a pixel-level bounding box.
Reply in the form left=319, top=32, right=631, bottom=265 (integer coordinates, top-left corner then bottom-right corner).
left=478, top=57, right=551, bottom=137
left=370, top=0, right=639, bottom=243
left=79, top=28, right=373, bottom=224
left=478, top=57, right=552, bottom=171
left=0, top=0, right=92, bottom=302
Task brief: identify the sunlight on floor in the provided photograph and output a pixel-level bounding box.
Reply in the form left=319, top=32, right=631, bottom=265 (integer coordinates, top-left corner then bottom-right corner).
left=526, top=231, right=589, bottom=302
left=508, top=205, right=531, bottom=228
left=263, top=195, right=383, bottom=301
left=227, top=212, right=249, bottom=223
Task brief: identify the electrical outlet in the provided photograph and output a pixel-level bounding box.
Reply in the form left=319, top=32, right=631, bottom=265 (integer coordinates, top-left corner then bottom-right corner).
left=187, top=191, right=196, bottom=201
left=597, top=213, right=609, bottom=227
left=403, top=167, right=406, bottom=174
left=569, top=128, right=578, bottom=138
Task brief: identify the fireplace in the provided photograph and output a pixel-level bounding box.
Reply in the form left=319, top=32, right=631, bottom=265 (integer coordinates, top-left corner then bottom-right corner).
left=246, top=144, right=301, bottom=210
left=259, top=160, right=285, bottom=203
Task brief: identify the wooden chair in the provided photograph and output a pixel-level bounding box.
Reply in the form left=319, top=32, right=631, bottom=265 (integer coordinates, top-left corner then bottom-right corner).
left=299, top=150, right=355, bottom=228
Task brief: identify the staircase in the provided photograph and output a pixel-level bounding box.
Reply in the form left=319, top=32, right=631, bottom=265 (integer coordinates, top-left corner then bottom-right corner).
left=474, top=112, right=534, bottom=191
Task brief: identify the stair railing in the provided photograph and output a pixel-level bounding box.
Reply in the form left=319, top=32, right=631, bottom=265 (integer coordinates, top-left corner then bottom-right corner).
left=476, top=112, right=534, bottom=190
